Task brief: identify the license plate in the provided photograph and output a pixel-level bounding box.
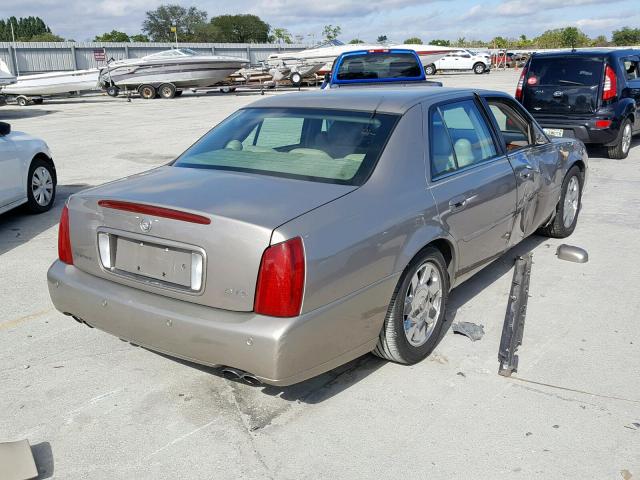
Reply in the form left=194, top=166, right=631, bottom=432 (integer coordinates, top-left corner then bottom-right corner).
left=115, top=237, right=193, bottom=287
left=543, top=128, right=564, bottom=137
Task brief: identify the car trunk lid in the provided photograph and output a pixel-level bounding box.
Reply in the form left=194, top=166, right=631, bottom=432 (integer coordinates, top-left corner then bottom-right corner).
left=522, top=55, right=604, bottom=115
left=67, top=166, right=356, bottom=311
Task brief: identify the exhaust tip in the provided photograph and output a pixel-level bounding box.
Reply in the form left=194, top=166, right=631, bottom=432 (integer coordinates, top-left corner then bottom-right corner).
left=221, top=367, right=262, bottom=385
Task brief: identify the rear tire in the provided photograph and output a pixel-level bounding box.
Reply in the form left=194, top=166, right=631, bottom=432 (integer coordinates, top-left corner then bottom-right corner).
left=16, top=96, right=28, bottom=107
left=158, top=83, right=176, bottom=99
left=473, top=62, right=486, bottom=74
left=537, top=165, right=583, bottom=238
left=138, top=84, right=156, bottom=99
left=373, top=247, right=449, bottom=364
left=425, top=64, right=437, bottom=75
left=26, top=157, right=56, bottom=213
left=607, top=119, right=633, bottom=159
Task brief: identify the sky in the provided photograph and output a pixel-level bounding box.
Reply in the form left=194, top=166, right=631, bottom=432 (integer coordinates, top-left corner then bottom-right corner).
left=1, top=0, right=639, bottom=43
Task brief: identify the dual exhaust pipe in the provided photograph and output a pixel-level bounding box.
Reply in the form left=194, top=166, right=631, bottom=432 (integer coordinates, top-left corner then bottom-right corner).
left=222, top=367, right=262, bottom=385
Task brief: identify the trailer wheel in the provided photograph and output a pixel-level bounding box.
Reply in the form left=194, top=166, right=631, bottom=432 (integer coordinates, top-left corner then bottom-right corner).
left=158, top=83, right=176, bottom=99
left=106, top=85, right=120, bottom=97
left=290, top=72, right=303, bottom=87
left=16, top=96, right=29, bottom=107
left=138, top=84, right=156, bottom=99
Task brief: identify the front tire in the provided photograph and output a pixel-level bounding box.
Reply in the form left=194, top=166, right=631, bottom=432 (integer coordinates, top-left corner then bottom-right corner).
left=425, top=64, right=437, bottom=75
left=473, top=62, right=486, bottom=74
left=373, top=247, right=449, bottom=364
left=26, top=158, right=56, bottom=213
left=607, top=119, right=633, bottom=159
left=138, top=84, right=156, bottom=99
left=537, top=165, right=583, bottom=238
left=106, top=85, right=120, bottom=97
left=290, top=72, right=303, bottom=87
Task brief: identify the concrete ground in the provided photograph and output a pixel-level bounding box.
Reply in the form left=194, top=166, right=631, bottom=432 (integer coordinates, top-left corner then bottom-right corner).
left=1, top=70, right=638, bottom=479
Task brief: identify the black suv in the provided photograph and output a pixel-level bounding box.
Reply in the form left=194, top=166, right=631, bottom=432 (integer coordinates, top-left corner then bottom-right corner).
left=516, top=49, right=640, bottom=159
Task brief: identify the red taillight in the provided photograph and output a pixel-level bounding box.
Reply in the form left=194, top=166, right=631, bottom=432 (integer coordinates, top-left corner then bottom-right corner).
left=595, top=119, right=612, bottom=128
left=515, top=66, right=527, bottom=101
left=368, top=49, right=389, bottom=53
left=98, top=200, right=211, bottom=225
left=58, top=204, right=73, bottom=265
left=254, top=237, right=305, bottom=318
left=603, top=65, right=617, bottom=101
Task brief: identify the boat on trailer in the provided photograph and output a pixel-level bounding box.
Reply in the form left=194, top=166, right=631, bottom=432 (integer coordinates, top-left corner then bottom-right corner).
left=98, top=48, right=249, bottom=99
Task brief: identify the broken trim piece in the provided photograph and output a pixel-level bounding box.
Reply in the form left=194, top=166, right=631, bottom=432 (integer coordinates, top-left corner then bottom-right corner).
left=498, top=253, right=533, bottom=377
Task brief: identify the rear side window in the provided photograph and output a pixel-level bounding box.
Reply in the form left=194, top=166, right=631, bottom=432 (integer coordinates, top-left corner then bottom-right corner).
left=621, top=57, right=639, bottom=81
left=486, top=99, right=532, bottom=151
left=528, top=56, right=603, bottom=86
left=430, top=99, right=498, bottom=178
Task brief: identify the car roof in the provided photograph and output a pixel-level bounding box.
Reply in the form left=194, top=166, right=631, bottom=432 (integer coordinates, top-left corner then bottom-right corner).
left=532, top=48, right=640, bottom=58
left=245, top=87, right=508, bottom=115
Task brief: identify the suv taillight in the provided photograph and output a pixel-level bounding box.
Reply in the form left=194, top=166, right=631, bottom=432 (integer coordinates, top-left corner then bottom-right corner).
left=254, top=237, right=305, bottom=317
left=603, top=65, right=617, bottom=101
left=515, top=66, right=527, bottom=101
left=58, top=204, right=73, bottom=265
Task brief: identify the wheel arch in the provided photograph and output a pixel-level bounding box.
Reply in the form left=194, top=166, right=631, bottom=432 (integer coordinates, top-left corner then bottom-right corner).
left=31, top=152, right=57, bottom=184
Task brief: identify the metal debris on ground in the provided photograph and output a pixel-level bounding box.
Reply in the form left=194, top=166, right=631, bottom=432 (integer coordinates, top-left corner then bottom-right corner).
left=498, top=253, right=533, bottom=377
left=451, top=321, right=485, bottom=341
left=556, top=244, right=589, bottom=263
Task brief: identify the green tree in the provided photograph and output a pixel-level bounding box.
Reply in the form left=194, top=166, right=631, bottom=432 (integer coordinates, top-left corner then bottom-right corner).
left=491, top=36, right=509, bottom=48
left=348, top=38, right=365, bottom=44
left=322, top=25, right=342, bottom=42
left=560, top=27, right=589, bottom=48
left=28, top=32, right=64, bottom=42
left=209, top=14, right=270, bottom=42
left=0, top=16, right=56, bottom=41
left=611, top=27, right=640, bottom=46
left=591, top=34, right=609, bottom=47
left=377, top=35, right=388, bottom=43
left=455, top=37, right=467, bottom=47
left=270, top=27, right=292, bottom=44
left=94, top=30, right=130, bottom=42
left=429, top=39, right=450, bottom=46
left=142, top=4, right=208, bottom=42
left=404, top=37, right=423, bottom=44
left=131, top=34, right=149, bottom=42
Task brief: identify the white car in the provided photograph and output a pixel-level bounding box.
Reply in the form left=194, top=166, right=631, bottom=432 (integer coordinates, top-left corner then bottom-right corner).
left=425, top=49, right=491, bottom=75
left=0, top=122, right=56, bottom=215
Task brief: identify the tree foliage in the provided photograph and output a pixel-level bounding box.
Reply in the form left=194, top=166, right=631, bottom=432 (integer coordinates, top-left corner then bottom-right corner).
left=429, top=39, right=451, bottom=46
left=404, top=37, right=423, bottom=44
left=322, top=25, right=341, bottom=42
left=209, top=14, right=270, bottom=42
left=0, top=16, right=57, bottom=41
left=348, top=38, right=365, bottom=44
left=94, top=30, right=130, bottom=42
left=269, top=27, right=292, bottom=44
left=142, top=4, right=208, bottom=42
left=377, top=35, right=388, bottom=43
left=612, top=27, right=640, bottom=46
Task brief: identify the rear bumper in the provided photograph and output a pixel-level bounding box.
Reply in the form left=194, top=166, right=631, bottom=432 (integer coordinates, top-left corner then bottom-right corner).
left=534, top=115, right=621, bottom=146
left=47, top=261, right=395, bottom=386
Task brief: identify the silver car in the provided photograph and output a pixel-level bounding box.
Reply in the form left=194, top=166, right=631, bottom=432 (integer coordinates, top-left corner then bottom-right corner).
left=47, top=87, right=587, bottom=385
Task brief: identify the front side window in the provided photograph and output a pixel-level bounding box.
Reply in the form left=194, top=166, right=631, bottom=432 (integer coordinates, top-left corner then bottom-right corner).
left=430, top=99, right=498, bottom=178
left=174, top=108, right=399, bottom=185
left=486, top=99, right=532, bottom=151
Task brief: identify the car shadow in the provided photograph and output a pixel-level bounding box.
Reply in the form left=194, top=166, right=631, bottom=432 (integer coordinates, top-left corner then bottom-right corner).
left=0, top=108, right=56, bottom=119
left=0, top=184, right=90, bottom=257
left=153, top=235, right=549, bottom=404
left=585, top=138, right=640, bottom=160
left=31, top=441, right=54, bottom=479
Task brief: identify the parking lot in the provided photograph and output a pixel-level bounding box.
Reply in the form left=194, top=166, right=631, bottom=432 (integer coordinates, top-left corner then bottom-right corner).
left=1, top=69, right=639, bottom=479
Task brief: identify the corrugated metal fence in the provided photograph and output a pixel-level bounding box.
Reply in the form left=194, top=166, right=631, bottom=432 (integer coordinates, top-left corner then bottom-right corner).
left=0, top=42, right=313, bottom=75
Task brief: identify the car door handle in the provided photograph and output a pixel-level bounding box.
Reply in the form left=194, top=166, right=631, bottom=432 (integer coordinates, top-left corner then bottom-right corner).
left=519, top=165, right=534, bottom=179
left=449, top=195, right=469, bottom=211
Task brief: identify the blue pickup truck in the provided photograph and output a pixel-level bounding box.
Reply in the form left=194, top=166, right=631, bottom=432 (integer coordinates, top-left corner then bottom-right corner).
left=322, top=49, right=443, bottom=89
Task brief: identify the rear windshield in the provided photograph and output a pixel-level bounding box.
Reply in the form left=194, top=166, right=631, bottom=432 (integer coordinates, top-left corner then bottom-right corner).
left=336, top=53, right=422, bottom=81
left=528, top=56, right=603, bottom=86
left=173, top=108, right=399, bottom=185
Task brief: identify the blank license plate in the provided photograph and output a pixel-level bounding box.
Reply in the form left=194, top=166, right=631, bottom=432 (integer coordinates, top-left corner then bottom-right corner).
left=115, top=237, right=192, bottom=287
left=543, top=128, right=564, bottom=137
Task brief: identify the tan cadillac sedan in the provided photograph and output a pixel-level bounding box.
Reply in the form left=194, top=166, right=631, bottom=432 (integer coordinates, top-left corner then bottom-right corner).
left=48, top=87, right=587, bottom=385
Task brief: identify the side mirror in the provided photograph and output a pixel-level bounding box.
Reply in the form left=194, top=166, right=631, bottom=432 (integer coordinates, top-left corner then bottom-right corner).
left=0, top=122, right=10, bottom=136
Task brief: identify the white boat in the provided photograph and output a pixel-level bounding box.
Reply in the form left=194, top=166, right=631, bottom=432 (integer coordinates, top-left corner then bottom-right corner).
left=0, top=59, right=16, bottom=86
left=267, top=41, right=459, bottom=74
left=1, top=69, right=99, bottom=96
left=99, top=48, right=249, bottom=92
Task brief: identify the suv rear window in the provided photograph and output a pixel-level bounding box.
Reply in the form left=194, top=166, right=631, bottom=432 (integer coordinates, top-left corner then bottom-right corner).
left=174, top=108, right=399, bottom=185
left=528, top=56, right=603, bottom=86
